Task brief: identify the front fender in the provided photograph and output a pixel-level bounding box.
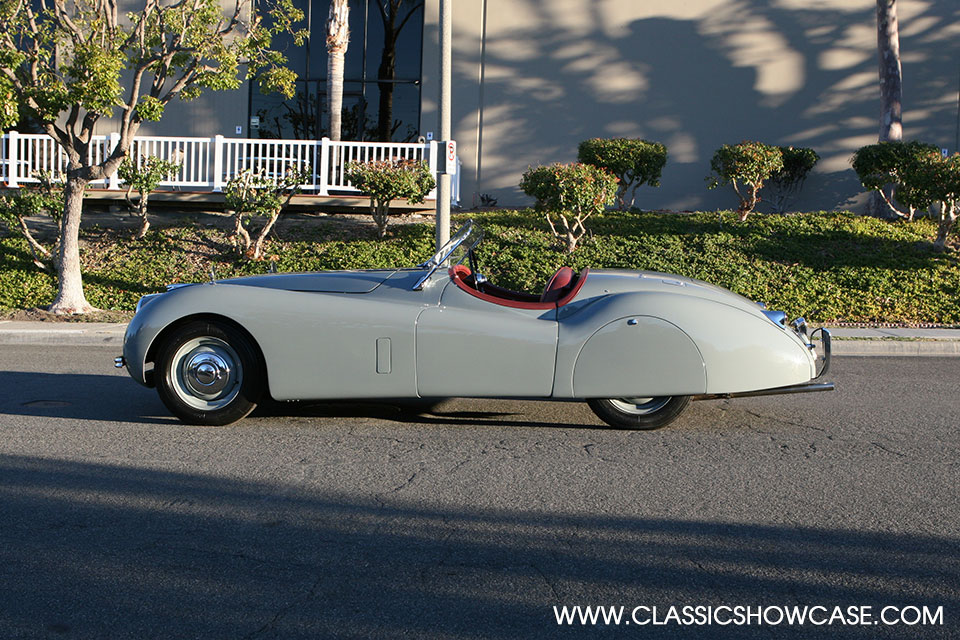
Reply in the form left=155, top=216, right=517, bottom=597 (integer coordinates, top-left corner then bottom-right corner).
left=122, top=284, right=255, bottom=387
left=122, top=281, right=425, bottom=401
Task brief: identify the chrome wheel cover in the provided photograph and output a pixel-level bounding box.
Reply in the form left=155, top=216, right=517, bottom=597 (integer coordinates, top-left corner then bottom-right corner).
left=609, top=397, right=671, bottom=415
left=169, top=337, right=243, bottom=411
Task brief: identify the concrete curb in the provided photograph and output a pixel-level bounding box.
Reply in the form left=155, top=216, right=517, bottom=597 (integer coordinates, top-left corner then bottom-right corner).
left=0, top=322, right=127, bottom=347
left=2, top=321, right=960, bottom=356
left=829, top=339, right=960, bottom=357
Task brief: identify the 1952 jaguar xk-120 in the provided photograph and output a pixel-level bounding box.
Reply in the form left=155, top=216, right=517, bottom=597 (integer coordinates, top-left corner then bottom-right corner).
left=116, top=221, right=833, bottom=429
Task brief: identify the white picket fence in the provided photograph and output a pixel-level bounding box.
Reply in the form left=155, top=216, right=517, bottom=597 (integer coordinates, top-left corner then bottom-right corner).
left=0, top=131, right=460, bottom=205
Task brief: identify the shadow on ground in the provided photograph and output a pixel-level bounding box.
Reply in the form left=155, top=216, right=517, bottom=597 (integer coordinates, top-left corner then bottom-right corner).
left=0, top=369, right=603, bottom=431
left=1, top=454, right=957, bottom=639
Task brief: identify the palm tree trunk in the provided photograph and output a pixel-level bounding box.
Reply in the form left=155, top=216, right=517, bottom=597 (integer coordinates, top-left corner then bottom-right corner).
left=869, top=0, right=904, bottom=218
left=377, top=38, right=397, bottom=141
left=876, top=0, right=903, bottom=143
left=326, top=0, right=350, bottom=142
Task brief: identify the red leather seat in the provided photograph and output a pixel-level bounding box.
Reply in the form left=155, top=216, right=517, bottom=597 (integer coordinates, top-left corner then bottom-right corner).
left=540, top=267, right=575, bottom=303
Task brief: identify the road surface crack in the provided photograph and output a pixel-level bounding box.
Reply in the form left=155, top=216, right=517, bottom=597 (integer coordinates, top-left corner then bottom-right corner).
left=870, top=441, right=906, bottom=457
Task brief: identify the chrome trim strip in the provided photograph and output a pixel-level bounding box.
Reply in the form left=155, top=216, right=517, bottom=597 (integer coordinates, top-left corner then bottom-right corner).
left=694, top=381, right=835, bottom=401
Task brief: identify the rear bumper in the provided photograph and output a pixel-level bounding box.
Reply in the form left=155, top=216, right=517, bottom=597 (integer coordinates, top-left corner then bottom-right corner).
left=812, top=327, right=831, bottom=379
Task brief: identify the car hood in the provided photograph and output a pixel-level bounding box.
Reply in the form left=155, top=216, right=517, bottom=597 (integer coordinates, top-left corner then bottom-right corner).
left=215, top=269, right=399, bottom=293
left=578, top=269, right=769, bottom=318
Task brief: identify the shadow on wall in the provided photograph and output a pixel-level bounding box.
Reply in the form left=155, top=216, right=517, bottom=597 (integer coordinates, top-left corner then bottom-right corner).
left=1, top=453, right=957, bottom=638
left=465, top=0, right=960, bottom=212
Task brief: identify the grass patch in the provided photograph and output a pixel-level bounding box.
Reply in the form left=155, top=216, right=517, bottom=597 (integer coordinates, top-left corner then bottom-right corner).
left=1, top=210, right=958, bottom=324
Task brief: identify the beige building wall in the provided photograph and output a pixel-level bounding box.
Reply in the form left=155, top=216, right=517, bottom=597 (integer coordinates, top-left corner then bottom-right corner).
left=422, top=0, right=960, bottom=212
left=94, top=86, right=251, bottom=139
left=92, top=0, right=253, bottom=141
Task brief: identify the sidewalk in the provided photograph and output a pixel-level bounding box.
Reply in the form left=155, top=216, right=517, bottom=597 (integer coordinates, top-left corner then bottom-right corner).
left=1, top=320, right=959, bottom=356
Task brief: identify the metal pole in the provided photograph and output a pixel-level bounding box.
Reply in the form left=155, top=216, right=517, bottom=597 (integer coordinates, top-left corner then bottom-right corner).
left=435, top=0, right=452, bottom=251
left=955, top=63, right=959, bottom=154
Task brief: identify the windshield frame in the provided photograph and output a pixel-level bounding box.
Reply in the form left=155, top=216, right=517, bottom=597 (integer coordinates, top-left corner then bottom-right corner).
left=413, top=220, right=483, bottom=290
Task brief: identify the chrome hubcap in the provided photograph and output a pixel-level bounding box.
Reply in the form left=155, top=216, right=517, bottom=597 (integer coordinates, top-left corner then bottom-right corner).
left=185, top=352, right=231, bottom=395
left=170, top=337, right=243, bottom=411
left=610, top=397, right=671, bottom=415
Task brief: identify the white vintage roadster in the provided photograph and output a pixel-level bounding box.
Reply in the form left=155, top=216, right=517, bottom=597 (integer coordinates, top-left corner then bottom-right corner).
left=117, top=220, right=833, bottom=428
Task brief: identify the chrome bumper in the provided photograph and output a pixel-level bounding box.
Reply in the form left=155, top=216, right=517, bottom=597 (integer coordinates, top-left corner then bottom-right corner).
left=811, top=327, right=831, bottom=379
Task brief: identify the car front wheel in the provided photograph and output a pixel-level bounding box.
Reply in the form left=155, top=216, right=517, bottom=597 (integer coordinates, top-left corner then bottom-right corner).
left=155, top=321, right=264, bottom=426
left=587, top=396, right=690, bottom=430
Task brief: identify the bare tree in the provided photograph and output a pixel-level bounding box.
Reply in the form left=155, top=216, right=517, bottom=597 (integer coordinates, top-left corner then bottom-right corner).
left=869, top=0, right=904, bottom=217
left=326, top=0, right=350, bottom=141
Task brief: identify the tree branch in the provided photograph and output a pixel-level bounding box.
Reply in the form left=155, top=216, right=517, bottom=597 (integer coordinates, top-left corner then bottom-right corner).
left=876, top=187, right=910, bottom=219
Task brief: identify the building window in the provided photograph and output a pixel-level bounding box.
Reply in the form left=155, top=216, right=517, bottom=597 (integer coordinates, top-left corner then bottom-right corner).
left=251, top=0, right=424, bottom=142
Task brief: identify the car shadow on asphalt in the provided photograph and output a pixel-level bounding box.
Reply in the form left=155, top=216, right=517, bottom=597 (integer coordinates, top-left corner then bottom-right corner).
left=0, top=370, right=174, bottom=425
left=253, top=399, right=604, bottom=431
left=0, top=369, right=618, bottom=430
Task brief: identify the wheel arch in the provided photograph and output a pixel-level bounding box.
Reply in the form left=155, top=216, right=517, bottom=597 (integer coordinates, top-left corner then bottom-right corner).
left=144, top=313, right=269, bottom=396
left=572, top=314, right=707, bottom=398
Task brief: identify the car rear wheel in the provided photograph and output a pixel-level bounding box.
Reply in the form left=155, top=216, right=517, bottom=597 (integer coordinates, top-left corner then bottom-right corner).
left=155, top=321, right=264, bottom=426
left=587, top=396, right=690, bottom=430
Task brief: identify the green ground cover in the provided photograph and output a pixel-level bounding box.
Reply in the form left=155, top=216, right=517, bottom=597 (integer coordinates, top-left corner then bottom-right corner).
left=1, top=210, right=957, bottom=324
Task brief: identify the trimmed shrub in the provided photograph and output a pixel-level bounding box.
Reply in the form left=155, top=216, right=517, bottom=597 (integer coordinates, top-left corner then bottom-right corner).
left=519, top=162, right=618, bottom=252
left=118, top=155, right=182, bottom=238
left=765, top=146, right=819, bottom=213
left=224, top=165, right=309, bottom=260
left=577, top=138, right=667, bottom=210
left=707, top=141, right=784, bottom=220
left=851, top=140, right=941, bottom=220
left=888, top=148, right=960, bottom=249
left=344, top=159, right=436, bottom=239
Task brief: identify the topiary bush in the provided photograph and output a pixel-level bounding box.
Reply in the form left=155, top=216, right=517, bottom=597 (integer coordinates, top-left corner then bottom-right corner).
left=765, top=145, right=819, bottom=213
left=707, top=141, right=784, bottom=220
left=224, top=165, right=309, bottom=260
left=577, top=138, right=667, bottom=210
left=886, top=148, right=960, bottom=249
left=118, top=155, right=182, bottom=238
left=851, top=140, right=941, bottom=220
left=344, top=159, right=436, bottom=239
left=519, top=162, right=618, bottom=252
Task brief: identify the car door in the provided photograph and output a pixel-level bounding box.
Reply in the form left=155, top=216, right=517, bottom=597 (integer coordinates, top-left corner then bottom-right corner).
left=415, top=280, right=559, bottom=397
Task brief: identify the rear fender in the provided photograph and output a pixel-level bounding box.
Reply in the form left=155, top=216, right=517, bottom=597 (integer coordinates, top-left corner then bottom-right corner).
left=555, top=292, right=815, bottom=397
left=573, top=315, right=706, bottom=398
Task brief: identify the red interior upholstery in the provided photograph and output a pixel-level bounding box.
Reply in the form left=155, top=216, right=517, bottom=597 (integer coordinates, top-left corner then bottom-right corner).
left=540, top=267, right=575, bottom=303
left=451, top=264, right=472, bottom=279
left=447, top=264, right=589, bottom=310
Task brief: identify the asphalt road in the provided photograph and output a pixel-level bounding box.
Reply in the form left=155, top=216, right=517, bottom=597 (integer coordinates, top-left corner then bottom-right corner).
left=0, top=346, right=958, bottom=639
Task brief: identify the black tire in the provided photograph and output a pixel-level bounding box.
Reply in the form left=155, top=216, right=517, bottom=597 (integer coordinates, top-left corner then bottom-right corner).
left=587, top=396, right=690, bottom=430
left=155, top=320, right=264, bottom=426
